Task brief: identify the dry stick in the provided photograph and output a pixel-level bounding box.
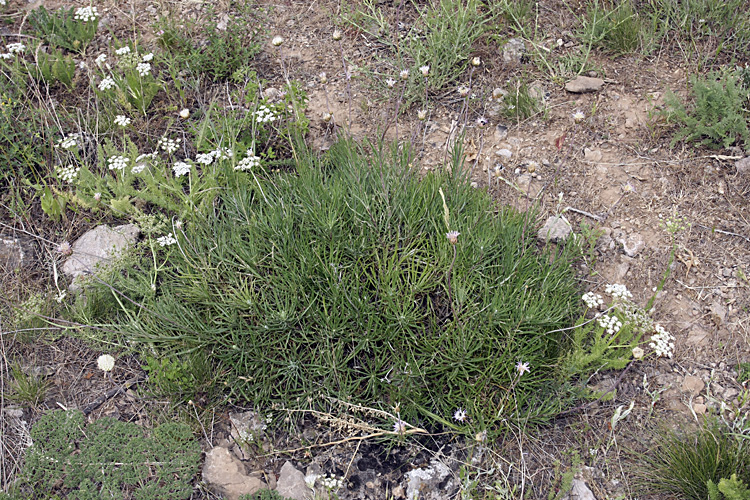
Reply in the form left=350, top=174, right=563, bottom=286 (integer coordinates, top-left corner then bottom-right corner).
left=81, top=375, right=146, bottom=415
left=695, top=224, right=750, bottom=244
left=557, top=360, right=636, bottom=417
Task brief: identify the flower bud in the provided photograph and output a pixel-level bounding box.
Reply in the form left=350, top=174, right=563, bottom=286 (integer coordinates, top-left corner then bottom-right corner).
left=332, top=29, right=342, bottom=41
left=471, top=56, right=481, bottom=67
left=179, top=108, right=190, bottom=119
left=417, top=110, right=427, bottom=121
left=319, top=72, right=327, bottom=84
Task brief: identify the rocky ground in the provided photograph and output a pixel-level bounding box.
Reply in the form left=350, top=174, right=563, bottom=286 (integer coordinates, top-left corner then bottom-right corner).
left=1, top=0, right=749, bottom=499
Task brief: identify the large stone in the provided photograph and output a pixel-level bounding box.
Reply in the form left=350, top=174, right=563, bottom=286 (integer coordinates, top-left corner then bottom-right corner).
left=735, top=156, right=750, bottom=175
left=565, top=76, right=605, bottom=93
left=276, top=461, right=313, bottom=500
left=502, top=38, right=525, bottom=64
left=562, top=479, right=597, bottom=500
left=616, top=233, right=645, bottom=257
left=202, top=446, right=266, bottom=500
left=537, top=215, right=572, bottom=243
left=405, top=458, right=455, bottom=500
left=0, top=236, right=34, bottom=271
left=62, top=224, right=139, bottom=281
left=681, top=375, right=705, bottom=396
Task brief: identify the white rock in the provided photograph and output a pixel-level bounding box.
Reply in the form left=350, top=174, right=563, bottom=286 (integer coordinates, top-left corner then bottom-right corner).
left=62, top=224, right=139, bottom=282
left=202, top=446, right=266, bottom=500
left=405, top=458, right=453, bottom=500
left=562, top=479, right=597, bottom=500
left=276, top=461, right=313, bottom=500
left=537, top=215, right=572, bottom=243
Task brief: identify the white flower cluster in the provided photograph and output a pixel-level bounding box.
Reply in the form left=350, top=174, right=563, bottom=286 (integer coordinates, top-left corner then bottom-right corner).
left=7, top=42, right=25, bottom=54
left=172, top=161, right=191, bottom=177
left=56, top=133, right=81, bottom=150
left=107, top=155, right=129, bottom=171
left=196, top=147, right=234, bottom=165
left=0, top=53, right=11, bottom=60
left=649, top=324, right=675, bottom=358
left=158, top=136, right=180, bottom=154
left=319, top=474, right=343, bottom=490
left=73, top=6, right=98, bottom=22
left=115, top=46, right=131, bottom=56
left=98, top=76, right=116, bottom=91
left=582, top=292, right=604, bottom=309
left=235, top=151, right=261, bottom=171
left=95, top=53, right=107, bottom=65
left=114, top=115, right=131, bottom=127
left=142, top=52, right=154, bottom=62
left=136, top=62, right=151, bottom=76
left=55, top=164, right=80, bottom=184
left=605, top=283, right=633, bottom=301
left=157, top=233, right=177, bottom=247
left=254, top=104, right=278, bottom=123
left=131, top=153, right=155, bottom=174
left=597, top=314, right=623, bottom=335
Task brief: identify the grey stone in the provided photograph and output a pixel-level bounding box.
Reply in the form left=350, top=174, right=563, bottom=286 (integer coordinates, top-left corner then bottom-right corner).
left=405, top=458, right=454, bottom=500
left=616, top=233, right=645, bottom=257
left=502, top=38, right=525, bottom=64
left=276, top=461, right=313, bottom=500
left=735, top=156, right=750, bottom=175
left=0, top=236, right=34, bottom=271
left=537, top=215, right=572, bottom=243
left=565, top=76, right=605, bottom=93
left=681, top=375, right=705, bottom=396
left=583, top=148, right=603, bottom=162
left=62, top=224, right=139, bottom=281
left=562, top=479, right=597, bottom=500
left=202, top=446, right=266, bottom=500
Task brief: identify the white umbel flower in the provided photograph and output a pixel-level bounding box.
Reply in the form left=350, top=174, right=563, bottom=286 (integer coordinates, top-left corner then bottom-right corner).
left=97, top=354, right=115, bottom=372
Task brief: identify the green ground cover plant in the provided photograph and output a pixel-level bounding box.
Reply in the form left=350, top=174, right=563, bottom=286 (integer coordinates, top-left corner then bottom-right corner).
left=3, top=409, right=201, bottom=499
left=75, top=138, right=585, bottom=434
left=663, top=68, right=750, bottom=149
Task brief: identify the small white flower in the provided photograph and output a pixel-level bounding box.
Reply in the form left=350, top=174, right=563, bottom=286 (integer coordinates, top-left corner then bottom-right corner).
left=0, top=53, right=12, bottom=60
left=97, top=354, right=115, bottom=372
left=458, top=86, right=470, bottom=97
left=142, top=52, right=154, bottom=62
left=107, top=155, right=129, bottom=171
left=74, top=6, right=98, bottom=22
left=649, top=324, right=675, bottom=358
left=179, top=108, right=190, bottom=119
left=453, top=408, right=467, bottom=422
left=322, top=112, right=333, bottom=123
left=271, top=36, right=284, bottom=46
left=56, top=133, right=81, bottom=150
left=7, top=42, right=25, bottom=54
left=98, top=76, right=116, bottom=91
left=385, top=78, right=396, bottom=89
left=417, top=109, right=427, bottom=121
left=399, top=69, right=409, bottom=80
left=319, top=72, right=328, bottom=84
left=596, top=314, right=623, bottom=335
left=93, top=192, right=101, bottom=201
left=95, top=54, right=107, bottom=65
left=254, top=104, right=278, bottom=123
left=115, top=46, right=131, bottom=56
left=557, top=38, right=564, bottom=47
left=605, top=283, right=633, bottom=301
left=55, top=164, right=80, bottom=184
left=471, top=56, right=481, bottom=67
left=446, top=231, right=460, bottom=244
left=114, top=115, right=131, bottom=127
left=136, top=62, right=151, bottom=76
left=158, top=136, right=180, bottom=154
left=172, top=161, right=191, bottom=177
left=235, top=151, right=261, bottom=171
left=582, top=292, right=604, bottom=309
left=157, top=233, right=177, bottom=247
left=516, top=361, right=530, bottom=376
left=419, top=65, right=429, bottom=77
left=332, top=29, right=342, bottom=41
left=573, top=110, right=585, bottom=123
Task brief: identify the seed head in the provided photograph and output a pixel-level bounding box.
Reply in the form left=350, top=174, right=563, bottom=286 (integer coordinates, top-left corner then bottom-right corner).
left=419, top=65, right=429, bottom=77
left=332, top=29, right=342, bottom=41
left=399, top=69, right=409, bottom=80
left=179, top=108, right=190, bottom=119
left=471, top=56, right=481, bottom=67
left=271, top=36, right=284, bottom=47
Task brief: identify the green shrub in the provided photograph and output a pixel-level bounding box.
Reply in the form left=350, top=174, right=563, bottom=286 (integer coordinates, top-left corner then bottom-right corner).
left=12, top=410, right=201, bottom=499
left=663, top=69, right=750, bottom=149
left=578, top=0, right=643, bottom=55
left=77, top=139, right=584, bottom=432
left=638, top=418, right=750, bottom=499
left=27, top=5, right=99, bottom=54
left=708, top=475, right=750, bottom=500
